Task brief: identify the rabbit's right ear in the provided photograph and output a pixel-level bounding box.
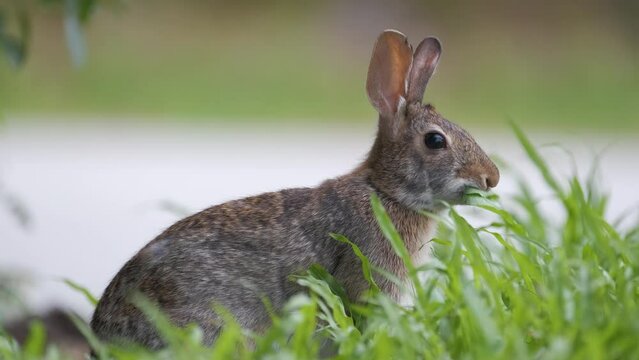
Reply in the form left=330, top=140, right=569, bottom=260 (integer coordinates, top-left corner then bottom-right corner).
left=406, top=37, right=441, bottom=104
left=366, top=30, right=413, bottom=119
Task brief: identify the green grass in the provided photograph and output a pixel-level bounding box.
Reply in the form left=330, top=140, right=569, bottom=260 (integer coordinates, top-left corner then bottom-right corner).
left=3, top=44, right=639, bottom=131
left=1, top=126, right=638, bottom=359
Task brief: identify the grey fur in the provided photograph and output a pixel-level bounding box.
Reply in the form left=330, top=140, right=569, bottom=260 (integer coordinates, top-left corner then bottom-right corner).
left=90, top=29, right=499, bottom=349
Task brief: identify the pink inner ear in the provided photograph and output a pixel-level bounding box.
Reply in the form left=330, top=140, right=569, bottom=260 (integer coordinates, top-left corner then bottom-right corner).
left=366, top=31, right=413, bottom=117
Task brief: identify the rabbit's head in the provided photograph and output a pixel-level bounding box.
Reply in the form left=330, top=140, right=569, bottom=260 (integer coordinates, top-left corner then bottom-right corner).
left=365, top=30, right=499, bottom=211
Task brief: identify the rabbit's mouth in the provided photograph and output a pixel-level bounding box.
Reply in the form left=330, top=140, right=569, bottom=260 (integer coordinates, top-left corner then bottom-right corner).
left=396, top=177, right=473, bottom=211
left=433, top=178, right=476, bottom=206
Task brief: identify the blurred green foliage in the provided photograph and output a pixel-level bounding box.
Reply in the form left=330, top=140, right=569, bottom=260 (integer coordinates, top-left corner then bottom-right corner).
left=0, top=5, right=29, bottom=66
left=0, top=0, right=638, bottom=130
left=0, top=0, right=102, bottom=67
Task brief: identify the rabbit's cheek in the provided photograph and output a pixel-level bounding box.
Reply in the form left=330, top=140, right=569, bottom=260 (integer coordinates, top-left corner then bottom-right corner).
left=403, top=184, right=434, bottom=210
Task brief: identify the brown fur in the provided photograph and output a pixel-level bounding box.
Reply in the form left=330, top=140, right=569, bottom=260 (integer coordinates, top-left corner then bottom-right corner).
left=90, top=30, right=499, bottom=349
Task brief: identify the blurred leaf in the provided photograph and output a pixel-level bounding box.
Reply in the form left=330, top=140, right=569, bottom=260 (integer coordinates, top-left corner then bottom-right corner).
left=370, top=193, right=414, bottom=273
left=0, top=331, right=21, bottom=358
left=429, top=237, right=452, bottom=246
left=68, top=312, right=109, bottom=359
left=17, top=6, right=30, bottom=43
left=306, top=264, right=350, bottom=308
left=23, top=321, right=46, bottom=358
left=295, top=267, right=358, bottom=342
left=62, top=278, right=98, bottom=306
left=1, top=193, right=31, bottom=229
left=462, top=187, right=501, bottom=208
left=0, top=35, right=26, bottom=67
left=79, top=0, right=98, bottom=23
left=158, top=200, right=192, bottom=217
left=129, top=293, right=182, bottom=349
left=463, top=187, right=498, bottom=199
left=511, top=121, right=563, bottom=196
left=210, top=304, right=247, bottom=360
left=64, top=0, right=87, bottom=66
left=461, top=284, right=502, bottom=351
left=0, top=7, right=30, bottom=67
left=330, top=233, right=380, bottom=295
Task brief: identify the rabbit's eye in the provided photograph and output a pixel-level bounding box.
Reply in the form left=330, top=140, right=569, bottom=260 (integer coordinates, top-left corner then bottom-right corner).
left=425, top=132, right=447, bottom=149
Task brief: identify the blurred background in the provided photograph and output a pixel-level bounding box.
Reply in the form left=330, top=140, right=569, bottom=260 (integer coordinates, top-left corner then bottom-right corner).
left=2, top=0, right=639, bottom=128
left=0, top=0, right=638, bottom=343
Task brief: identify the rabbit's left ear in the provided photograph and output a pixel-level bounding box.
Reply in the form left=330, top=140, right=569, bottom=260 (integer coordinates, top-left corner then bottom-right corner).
left=406, top=37, right=442, bottom=104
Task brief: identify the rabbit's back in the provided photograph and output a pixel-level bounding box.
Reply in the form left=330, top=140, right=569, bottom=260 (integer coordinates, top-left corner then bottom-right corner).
left=90, top=174, right=390, bottom=347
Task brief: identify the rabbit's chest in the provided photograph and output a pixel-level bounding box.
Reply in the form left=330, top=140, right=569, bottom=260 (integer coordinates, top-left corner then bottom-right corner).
left=409, top=224, right=437, bottom=267
left=394, top=215, right=437, bottom=266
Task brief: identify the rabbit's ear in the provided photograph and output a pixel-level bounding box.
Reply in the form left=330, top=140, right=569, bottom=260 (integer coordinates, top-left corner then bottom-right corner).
left=366, top=30, right=413, bottom=119
left=406, top=37, right=441, bottom=104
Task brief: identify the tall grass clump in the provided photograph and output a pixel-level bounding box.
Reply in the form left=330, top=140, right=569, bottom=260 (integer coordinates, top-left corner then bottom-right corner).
left=1, top=126, right=638, bottom=359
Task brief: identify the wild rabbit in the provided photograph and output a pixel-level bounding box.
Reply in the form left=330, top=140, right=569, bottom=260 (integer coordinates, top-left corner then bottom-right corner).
left=91, top=29, right=499, bottom=349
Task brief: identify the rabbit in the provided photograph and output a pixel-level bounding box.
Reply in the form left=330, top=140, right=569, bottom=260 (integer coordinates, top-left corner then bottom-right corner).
left=90, top=29, right=500, bottom=349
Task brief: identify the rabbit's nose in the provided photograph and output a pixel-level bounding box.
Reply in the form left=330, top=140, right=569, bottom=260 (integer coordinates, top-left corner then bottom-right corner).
left=459, top=158, right=500, bottom=190
left=482, top=166, right=500, bottom=189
